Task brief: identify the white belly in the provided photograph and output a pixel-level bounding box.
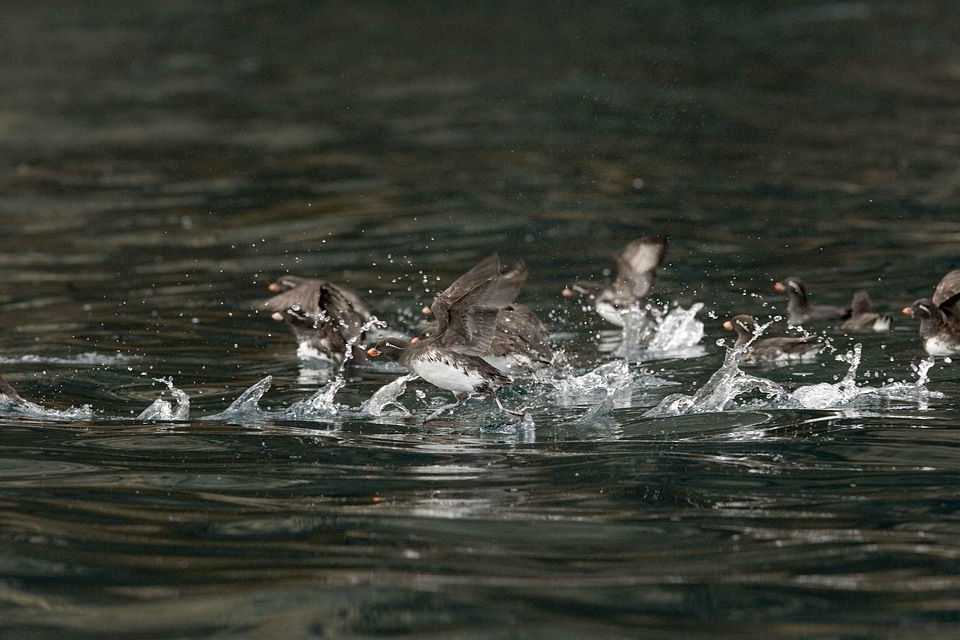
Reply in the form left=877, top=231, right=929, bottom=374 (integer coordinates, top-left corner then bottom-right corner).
left=924, top=337, right=960, bottom=357
left=297, top=342, right=338, bottom=364
left=414, top=358, right=487, bottom=393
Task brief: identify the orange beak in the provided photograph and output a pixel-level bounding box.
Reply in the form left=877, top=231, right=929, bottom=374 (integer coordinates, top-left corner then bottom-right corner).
left=367, top=347, right=381, bottom=357
left=268, top=283, right=281, bottom=292
left=411, top=336, right=420, bottom=344
left=902, top=307, right=914, bottom=317
left=774, top=282, right=786, bottom=292
left=723, top=320, right=733, bottom=330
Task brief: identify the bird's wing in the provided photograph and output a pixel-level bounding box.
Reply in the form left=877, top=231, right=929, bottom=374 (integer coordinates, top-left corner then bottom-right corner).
left=613, top=236, right=667, bottom=299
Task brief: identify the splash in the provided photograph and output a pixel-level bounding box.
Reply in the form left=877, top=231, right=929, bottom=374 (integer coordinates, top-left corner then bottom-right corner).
left=611, top=303, right=705, bottom=361
left=272, top=317, right=389, bottom=421
left=645, top=303, right=706, bottom=355
left=646, top=344, right=943, bottom=417
left=289, top=317, right=387, bottom=418
left=552, top=360, right=634, bottom=401
left=204, top=376, right=273, bottom=422
left=0, top=352, right=140, bottom=366
left=205, top=374, right=353, bottom=424
left=281, top=377, right=347, bottom=420
left=294, top=316, right=387, bottom=365
left=912, top=357, right=935, bottom=387
left=644, top=347, right=785, bottom=417
left=777, top=344, right=863, bottom=409
left=361, top=373, right=417, bottom=416
left=550, top=360, right=669, bottom=416
left=137, top=378, right=190, bottom=421
left=0, top=394, right=95, bottom=421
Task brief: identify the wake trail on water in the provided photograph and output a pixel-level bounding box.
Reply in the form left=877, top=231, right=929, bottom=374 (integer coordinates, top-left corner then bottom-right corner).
left=644, top=343, right=941, bottom=418
left=16, top=300, right=938, bottom=426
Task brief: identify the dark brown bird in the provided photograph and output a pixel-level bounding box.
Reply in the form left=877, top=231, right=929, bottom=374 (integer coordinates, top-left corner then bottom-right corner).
left=902, top=300, right=960, bottom=356
left=723, top=314, right=821, bottom=363
left=840, top=291, right=891, bottom=333
left=774, top=276, right=850, bottom=326
left=421, top=261, right=552, bottom=376
left=368, top=254, right=525, bottom=421
left=562, top=236, right=667, bottom=327
left=262, top=275, right=372, bottom=364
left=419, top=303, right=552, bottom=374
left=902, top=270, right=960, bottom=356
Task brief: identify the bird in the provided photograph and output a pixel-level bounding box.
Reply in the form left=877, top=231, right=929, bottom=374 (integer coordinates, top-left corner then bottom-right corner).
left=561, top=235, right=667, bottom=327
left=419, top=261, right=553, bottom=374
left=902, top=269, right=960, bottom=356
left=262, top=275, right=373, bottom=364
left=774, top=276, right=851, bottom=325
left=723, top=314, right=821, bottom=363
left=478, top=303, right=554, bottom=373
left=840, top=291, right=892, bottom=333
left=902, top=300, right=960, bottom=356
left=367, top=254, right=525, bottom=422
left=419, top=303, right=553, bottom=374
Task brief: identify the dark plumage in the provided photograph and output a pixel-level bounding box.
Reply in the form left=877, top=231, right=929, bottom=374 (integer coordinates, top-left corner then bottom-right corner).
left=262, top=275, right=373, bottom=364
left=482, top=304, right=554, bottom=372
left=420, top=302, right=553, bottom=374
left=933, top=269, right=960, bottom=311
left=841, top=291, right=892, bottom=333
left=723, top=314, right=821, bottom=363
left=902, top=299, right=960, bottom=356
left=562, top=235, right=667, bottom=327
left=367, top=254, right=525, bottom=421
left=901, top=270, right=960, bottom=356
left=774, top=276, right=851, bottom=326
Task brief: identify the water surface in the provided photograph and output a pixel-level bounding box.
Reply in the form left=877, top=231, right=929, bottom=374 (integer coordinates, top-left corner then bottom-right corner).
left=3, top=2, right=960, bottom=638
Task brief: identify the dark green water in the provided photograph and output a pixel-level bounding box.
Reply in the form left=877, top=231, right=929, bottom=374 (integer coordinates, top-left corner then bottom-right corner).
left=3, top=2, right=960, bottom=638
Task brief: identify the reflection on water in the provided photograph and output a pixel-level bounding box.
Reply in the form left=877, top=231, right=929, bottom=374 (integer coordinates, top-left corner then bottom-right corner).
left=4, top=1, right=960, bottom=638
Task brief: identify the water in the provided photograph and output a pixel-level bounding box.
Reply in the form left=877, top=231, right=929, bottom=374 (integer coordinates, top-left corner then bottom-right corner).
left=3, top=2, right=960, bottom=638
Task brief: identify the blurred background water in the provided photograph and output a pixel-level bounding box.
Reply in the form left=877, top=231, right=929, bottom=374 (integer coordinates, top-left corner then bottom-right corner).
left=3, top=1, right=960, bottom=638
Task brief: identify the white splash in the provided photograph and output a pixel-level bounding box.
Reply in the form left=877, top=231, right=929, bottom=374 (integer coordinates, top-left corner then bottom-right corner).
left=777, top=344, right=863, bottom=409
left=205, top=376, right=273, bottom=422
left=644, top=347, right=784, bottom=417
left=0, top=352, right=140, bottom=366
left=137, top=377, right=190, bottom=421
left=645, top=302, right=706, bottom=355
left=646, top=344, right=943, bottom=417
left=281, top=377, right=347, bottom=420
left=552, top=360, right=634, bottom=400
left=0, top=393, right=94, bottom=421
left=361, top=373, right=417, bottom=416
left=612, top=303, right=705, bottom=361
left=550, top=360, right=669, bottom=416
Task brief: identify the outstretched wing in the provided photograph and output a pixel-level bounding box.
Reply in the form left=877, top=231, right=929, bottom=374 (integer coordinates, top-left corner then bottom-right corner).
left=437, top=259, right=526, bottom=357
left=934, top=270, right=960, bottom=313
left=263, top=279, right=371, bottom=341
left=486, top=304, right=553, bottom=363
left=262, top=278, right=323, bottom=322
left=430, top=254, right=501, bottom=335
left=613, top=235, right=667, bottom=300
